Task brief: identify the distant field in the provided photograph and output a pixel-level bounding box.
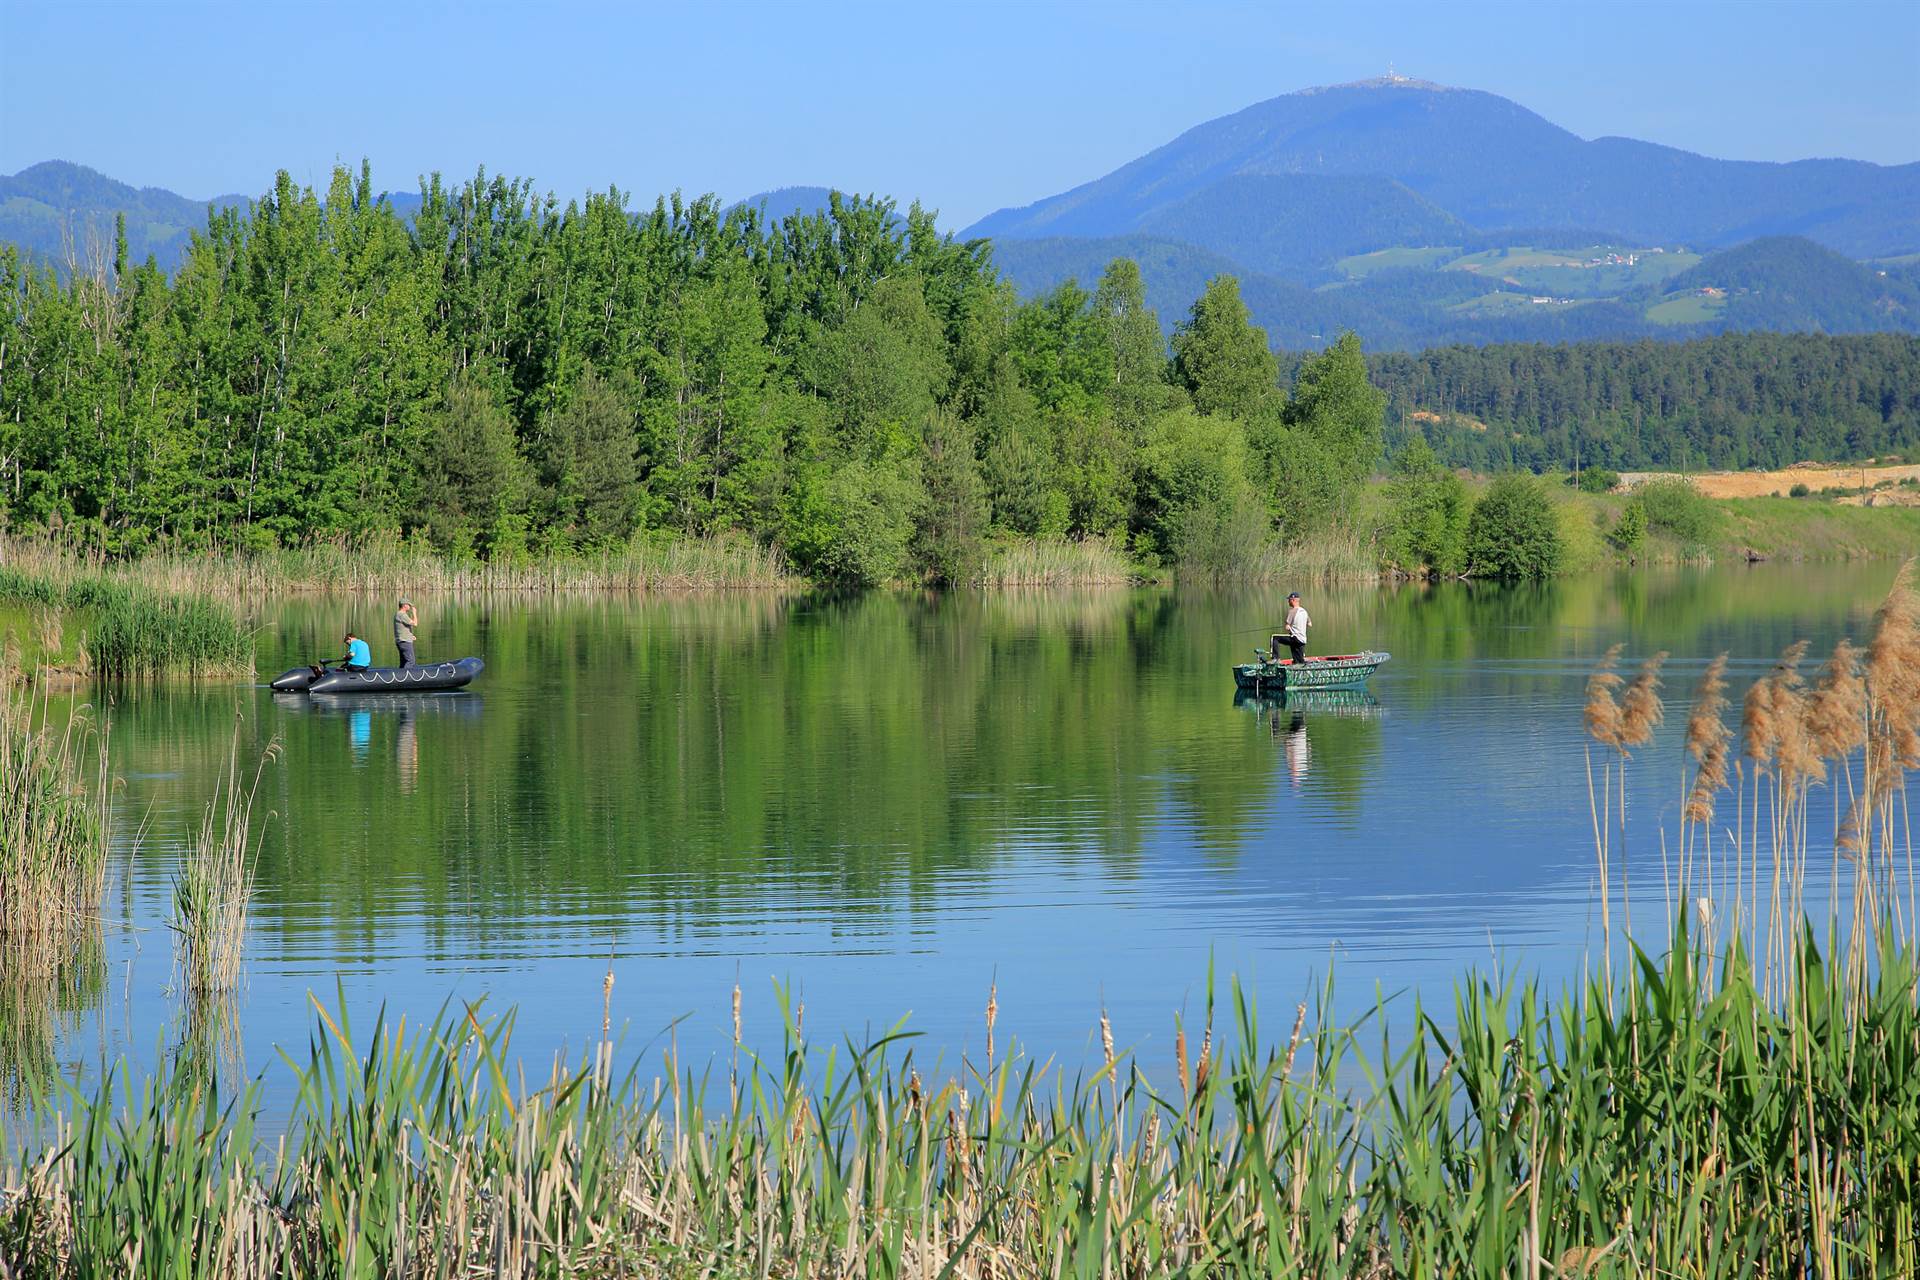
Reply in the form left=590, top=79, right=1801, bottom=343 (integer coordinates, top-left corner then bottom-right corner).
left=1645, top=293, right=1726, bottom=325
left=1621, top=461, right=1920, bottom=498
left=1333, top=245, right=1459, bottom=277
left=1446, top=290, right=1592, bottom=315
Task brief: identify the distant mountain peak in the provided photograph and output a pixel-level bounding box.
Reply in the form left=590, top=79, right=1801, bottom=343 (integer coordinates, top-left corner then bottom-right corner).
left=1309, top=74, right=1457, bottom=94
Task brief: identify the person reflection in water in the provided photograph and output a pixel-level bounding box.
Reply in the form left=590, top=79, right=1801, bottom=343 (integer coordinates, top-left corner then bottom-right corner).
left=396, top=706, right=419, bottom=794
left=1284, top=710, right=1310, bottom=786
left=349, top=708, right=372, bottom=763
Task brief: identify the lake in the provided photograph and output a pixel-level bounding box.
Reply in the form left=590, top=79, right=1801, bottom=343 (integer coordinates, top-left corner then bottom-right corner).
left=13, top=561, right=1914, bottom=1113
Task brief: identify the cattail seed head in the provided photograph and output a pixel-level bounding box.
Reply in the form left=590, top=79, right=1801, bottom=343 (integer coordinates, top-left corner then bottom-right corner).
left=1684, top=654, right=1731, bottom=764
left=1806, top=639, right=1867, bottom=762
left=1618, top=651, right=1668, bottom=749
left=1584, top=644, right=1626, bottom=748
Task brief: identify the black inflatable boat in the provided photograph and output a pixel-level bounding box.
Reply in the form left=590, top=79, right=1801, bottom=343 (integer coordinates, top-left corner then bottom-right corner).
left=270, top=657, right=484, bottom=694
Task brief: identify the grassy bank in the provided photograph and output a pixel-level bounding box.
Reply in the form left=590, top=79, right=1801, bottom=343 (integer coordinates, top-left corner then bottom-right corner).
left=0, top=547, right=254, bottom=681
left=1550, top=488, right=1920, bottom=570
left=4, top=571, right=1917, bottom=1277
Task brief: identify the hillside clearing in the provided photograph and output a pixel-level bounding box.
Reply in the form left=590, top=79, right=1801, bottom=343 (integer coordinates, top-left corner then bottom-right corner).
left=1620, top=461, right=1920, bottom=498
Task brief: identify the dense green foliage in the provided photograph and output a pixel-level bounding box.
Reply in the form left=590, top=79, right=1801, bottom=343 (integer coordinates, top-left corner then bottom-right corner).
left=1464, top=474, right=1564, bottom=579
left=1628, top=478, right=1723, bottom=547
left=999, top=233, right=1920, bottom=352
left=1380, top=441, right=1470, bottom=576
left=0, top=166, right=1390, bottom=585
left=1370, top=332, right=1920, bottom=470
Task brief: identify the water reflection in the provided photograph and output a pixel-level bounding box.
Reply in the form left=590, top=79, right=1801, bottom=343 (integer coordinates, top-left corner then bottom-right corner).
left=1235, top=690, right=1384, bottom=787
left=11, top=562, right=1915, bottom=1106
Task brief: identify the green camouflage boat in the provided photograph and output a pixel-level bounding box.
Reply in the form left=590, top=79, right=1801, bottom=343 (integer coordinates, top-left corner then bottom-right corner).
left=1232, top=650, right=1389, bottom=694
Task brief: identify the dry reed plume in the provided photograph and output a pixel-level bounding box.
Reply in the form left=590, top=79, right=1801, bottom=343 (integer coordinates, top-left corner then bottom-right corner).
left=1583, top=642, right=1625, bottom=747
left=1683, top=654, right=1732, bottom=824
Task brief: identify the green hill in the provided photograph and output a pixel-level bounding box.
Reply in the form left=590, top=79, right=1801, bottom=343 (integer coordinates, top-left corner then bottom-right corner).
left=0, top=161, right=247, bottom=274
left=1134, top=173, right=1468, bottom=278
left=1649, top=236, right=1920, bottom=332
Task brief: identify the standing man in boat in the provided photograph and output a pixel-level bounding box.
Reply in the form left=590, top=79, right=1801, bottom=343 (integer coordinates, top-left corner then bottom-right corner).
left=394, top=596, right=419, bottom=668
left=1273, top=591, right=1310, bottom=663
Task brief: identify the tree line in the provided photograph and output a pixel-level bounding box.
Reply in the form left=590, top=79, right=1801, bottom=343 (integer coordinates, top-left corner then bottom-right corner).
left=0, top=164, right=1381, bottom=585
left=1361, top=332, right=1920, bottom=472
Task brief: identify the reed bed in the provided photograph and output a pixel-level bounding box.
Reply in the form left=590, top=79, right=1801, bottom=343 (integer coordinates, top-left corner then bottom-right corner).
left=1, top=533, right=796, bottom=600
left=0, top=558, right=253, bottom=681
left=1174, top=525, right=1381, bottom=586
left=0, top=684, right=110, bottom=989
left=2, top=570, right=1917, bottom=1278
left=974, top=538, right=1136, bottom=587
left=0, top=680, right=111, bottom=1102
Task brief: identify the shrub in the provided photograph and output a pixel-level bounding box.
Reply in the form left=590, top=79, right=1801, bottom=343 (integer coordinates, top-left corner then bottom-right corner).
left=1631, top=478, right=1722, bottom=545
left=1465, top=474, right=1564, bottom=580
left=1789, top=482, right=1812, bottom=498
left=1571, top=467, right=1620, bottom=494
left=1609, top=500, right=1647, bottom=552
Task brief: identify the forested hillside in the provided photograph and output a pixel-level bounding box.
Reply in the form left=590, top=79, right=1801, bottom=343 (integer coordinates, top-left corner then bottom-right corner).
left=1364, top=333, right=1920, bottom=470
left=0, top=161, right=247, bottom=274
left=0, top=164, right=1382, bottom=583
left=969, top=78, right=1920, bottom=259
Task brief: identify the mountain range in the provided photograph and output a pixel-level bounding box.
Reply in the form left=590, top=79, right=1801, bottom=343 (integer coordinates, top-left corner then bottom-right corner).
left=966, top=77, right=1919, bottom=264
left=4, top=77, right=1917, bottom=350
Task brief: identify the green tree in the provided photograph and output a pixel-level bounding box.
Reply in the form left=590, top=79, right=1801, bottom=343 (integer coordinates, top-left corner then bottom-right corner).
left=1381, top=440, right=1470, bottom=576
left=1170, top=276, right=1276, bottom=423
left=1133, top=409, right=1258, bottom=568
left=543, top=367, right=639, bottom=545
left=1609, top=500, right=1647, bottom=553
left=914, top=409, right=988, bottom=585
left=417, top=372, right=529, bottom=554
left=1465, top=474, right=1564, bottom=580
left=978, top=357, right=1066, bottom=537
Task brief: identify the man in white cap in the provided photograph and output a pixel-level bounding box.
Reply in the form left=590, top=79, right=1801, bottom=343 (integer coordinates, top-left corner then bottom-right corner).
left=394, top=596, right=419, bottom=668
left=1274, top=591, right=1310, bottom=663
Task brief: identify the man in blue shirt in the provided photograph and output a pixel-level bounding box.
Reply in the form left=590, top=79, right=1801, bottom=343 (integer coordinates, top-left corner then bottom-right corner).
left=340, top=631, right=372, bottom=672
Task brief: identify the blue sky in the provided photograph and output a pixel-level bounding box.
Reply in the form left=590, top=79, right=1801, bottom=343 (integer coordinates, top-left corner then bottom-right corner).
left=2, top=0, right=1915, bottom=228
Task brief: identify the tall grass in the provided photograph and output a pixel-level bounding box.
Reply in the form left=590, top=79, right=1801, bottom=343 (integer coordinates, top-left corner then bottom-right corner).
left=170, top=725, right=278, bottom=997
left=2, top=570, right=1916, bottom=1277
left=0, top=686, right=110, bottom=987
left=0, top=679, right=111, bottom=1100
left=2, top=532, right=795, bottom=600
left=974, top=537, right=1135, bottom=587
left=0, top=553, right=253, bottom=681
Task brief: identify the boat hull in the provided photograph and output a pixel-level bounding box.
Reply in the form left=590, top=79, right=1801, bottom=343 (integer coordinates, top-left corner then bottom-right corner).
left=273, top=657, right=484, bottom=694
left=1232, top=651, right=1387, bottom=693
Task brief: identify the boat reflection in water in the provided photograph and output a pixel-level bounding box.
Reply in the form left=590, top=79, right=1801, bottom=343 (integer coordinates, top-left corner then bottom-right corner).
left=1234, top=688, right=1383, bottom=787
left=270, top=691, right=481, bottom=793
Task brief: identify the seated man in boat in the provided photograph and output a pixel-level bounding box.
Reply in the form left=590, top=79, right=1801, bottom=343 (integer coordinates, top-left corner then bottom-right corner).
left=339, top=631, right=372, bottom=673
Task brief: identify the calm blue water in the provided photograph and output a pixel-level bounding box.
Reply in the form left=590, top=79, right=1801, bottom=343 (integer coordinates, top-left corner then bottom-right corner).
left=11, top=562, right=1914, bottom=1121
